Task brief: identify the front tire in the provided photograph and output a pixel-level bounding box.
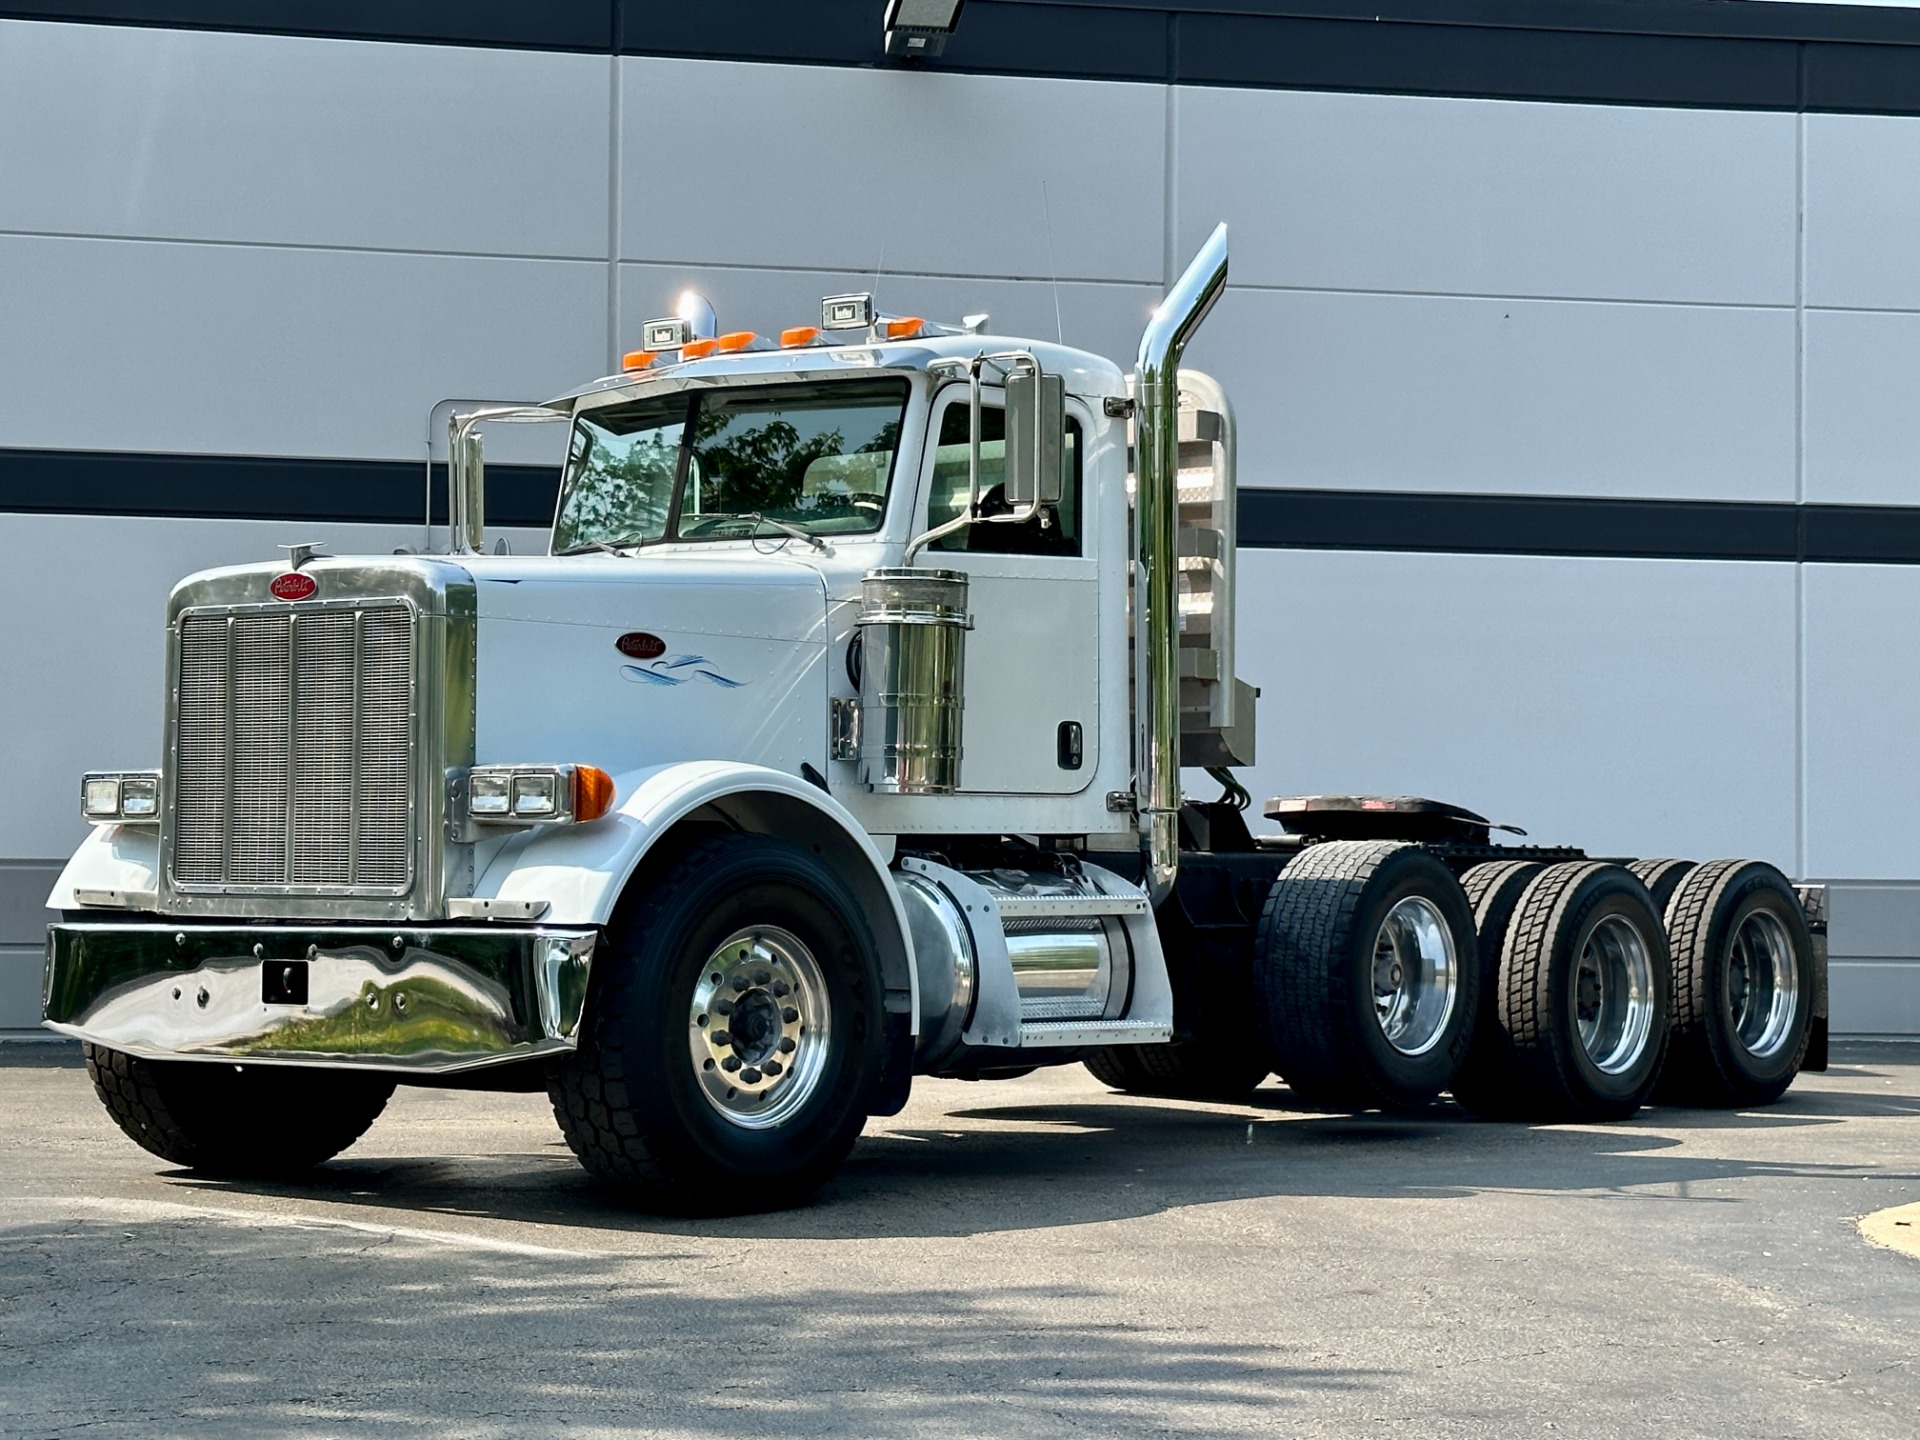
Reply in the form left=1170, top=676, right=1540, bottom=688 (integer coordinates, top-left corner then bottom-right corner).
left=548, top=834, right=886, bottom=1213
left=84, top=1044, right=394, bottom=1174
left=1254, top=840, right=1480, bottom=1110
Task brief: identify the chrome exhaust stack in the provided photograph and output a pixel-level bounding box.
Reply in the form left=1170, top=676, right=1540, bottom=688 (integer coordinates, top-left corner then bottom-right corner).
left=1135, top=224, right=1229, bottom=902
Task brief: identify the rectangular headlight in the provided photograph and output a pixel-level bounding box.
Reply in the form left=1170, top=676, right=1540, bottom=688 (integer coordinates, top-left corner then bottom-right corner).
left=469, top=771, right=511, bottom=816
left=80, top=771, right=161, bottom=824
left=120, top=775, right=159, bottom=817
left=512, top=773, right=559, bottom=816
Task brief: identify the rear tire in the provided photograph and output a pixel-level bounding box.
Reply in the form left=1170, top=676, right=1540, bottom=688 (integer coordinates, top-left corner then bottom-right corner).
left=1254, top=840, right=1480, bottom=1110
left=1493, top=863, right=1671, bottom=1122
left=1658, top=859, right=1813, bottom=1107
left=1628, top=858, right=1698, bottom=916
left=84, top=1044, right=394, bottom=1174
left=548, top=834, right=885, bottom=1214
left=1448, top=861, right=1545, bottom=1119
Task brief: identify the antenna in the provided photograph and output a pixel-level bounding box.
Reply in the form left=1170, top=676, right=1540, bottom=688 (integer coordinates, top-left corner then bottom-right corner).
left=1041, top=179, right=1064, bottom=346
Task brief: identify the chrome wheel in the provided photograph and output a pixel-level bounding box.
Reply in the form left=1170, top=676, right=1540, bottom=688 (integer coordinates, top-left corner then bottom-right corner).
left=688, top=926, right=831, bottom=1131
left=1574, top=915, right=1656, bottom=1076
left=1371, top=896, right=1459, bottom=1057
left=1727, top=910, right=1798, bottom=1061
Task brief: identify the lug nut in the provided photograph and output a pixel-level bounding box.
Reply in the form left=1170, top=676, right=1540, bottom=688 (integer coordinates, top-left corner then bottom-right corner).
left=722, top=1055, right=741, bottom=1073
left=740, top=1067, right=763, bottom=1084
left=782, top=1007, right=799, bottom=1024
left=772, top=981, right=790, bottom=997
left=732, top=976, right=750, bottom=993
left=753, top=970, right=771, bottom=987
left=713, top=1030, right=733, bottom=1047
left=763, top=1060, right=783, bottom=1077
left=713, top=998, right=734, bottom=1016
left=778, top=1038, right=796, bottom=1054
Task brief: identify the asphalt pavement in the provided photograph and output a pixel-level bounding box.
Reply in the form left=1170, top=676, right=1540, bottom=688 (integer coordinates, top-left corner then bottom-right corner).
left=2, top=1042, right=1917, bottom=1439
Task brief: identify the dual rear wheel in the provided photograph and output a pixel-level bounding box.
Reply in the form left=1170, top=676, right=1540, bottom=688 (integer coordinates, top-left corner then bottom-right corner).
left=1250, top=842, right=1810, bottom=1120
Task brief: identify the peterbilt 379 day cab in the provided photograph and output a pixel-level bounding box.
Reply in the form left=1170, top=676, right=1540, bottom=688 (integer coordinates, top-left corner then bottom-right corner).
left=44, top=229, right=1827, bottom=1211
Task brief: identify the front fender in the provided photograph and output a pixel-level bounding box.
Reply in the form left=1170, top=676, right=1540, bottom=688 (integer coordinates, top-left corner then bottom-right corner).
left=469, top=760, right=916, bottom=1032
left=47, top=824, right=160, bottom=911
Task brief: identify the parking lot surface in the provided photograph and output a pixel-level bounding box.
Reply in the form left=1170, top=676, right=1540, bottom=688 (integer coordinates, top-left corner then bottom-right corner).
left=2, top=1043, right=1917, bottom=1439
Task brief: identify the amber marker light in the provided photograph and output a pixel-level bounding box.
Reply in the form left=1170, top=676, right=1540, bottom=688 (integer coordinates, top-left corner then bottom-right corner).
left=681, top=337, right=720, bottom=359
left=882, top=316, right=926, bottom=340
left=714, top=330, right=760, bottom=353
left=572, top=765, right=616, bottom=823
left=781, top=325, right=821, bottom=348
left=621, top=350, right=660, bottom=372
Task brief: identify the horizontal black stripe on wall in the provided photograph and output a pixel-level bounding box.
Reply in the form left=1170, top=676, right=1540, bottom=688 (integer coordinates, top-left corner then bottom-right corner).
left=0, top=449, right=562, bottom=528
left=8, top=0, right=1920, bottom=113
left=1238, top=487, right=1920, bottom=565
left=12, top=447, right=1920, bottom=564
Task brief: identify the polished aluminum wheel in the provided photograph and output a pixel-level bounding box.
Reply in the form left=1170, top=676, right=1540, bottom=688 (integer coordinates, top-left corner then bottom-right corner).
left=1574, top=915, right=1656, bottom=1075
left=688, top=926, right=831, bottom=1130
left=1727, top=909, right=1798, bottom=1060
left=1370, top=896, right=1459, bottom=1057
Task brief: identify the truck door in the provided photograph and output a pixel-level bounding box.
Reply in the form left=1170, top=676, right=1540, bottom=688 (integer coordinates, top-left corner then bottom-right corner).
left=913, top=388, right=1098, bottom=796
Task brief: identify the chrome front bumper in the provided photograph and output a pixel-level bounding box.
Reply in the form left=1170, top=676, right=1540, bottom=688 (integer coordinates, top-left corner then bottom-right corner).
left=43, top=923, right=595, bottom=1073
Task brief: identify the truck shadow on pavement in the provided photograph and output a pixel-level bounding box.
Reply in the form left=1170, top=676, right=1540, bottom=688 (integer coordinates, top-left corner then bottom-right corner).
left=165, top=1078, right=1920, bottom=1244
left=1, top=1217, right=1382, bottom=1437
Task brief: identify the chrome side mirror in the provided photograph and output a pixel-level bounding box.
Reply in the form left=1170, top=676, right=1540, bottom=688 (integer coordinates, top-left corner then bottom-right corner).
left=1004, top=369, right=1064, bottom=508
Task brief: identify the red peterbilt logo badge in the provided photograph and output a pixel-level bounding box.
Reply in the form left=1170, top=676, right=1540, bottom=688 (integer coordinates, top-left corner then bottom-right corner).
left=269, top=572, right=318, bottom=601
left=615, top=632, right=666, bottom=659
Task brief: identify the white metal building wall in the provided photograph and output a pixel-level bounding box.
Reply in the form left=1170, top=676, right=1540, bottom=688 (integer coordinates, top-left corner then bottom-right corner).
left=2, top=16, right=1917, bottom=1034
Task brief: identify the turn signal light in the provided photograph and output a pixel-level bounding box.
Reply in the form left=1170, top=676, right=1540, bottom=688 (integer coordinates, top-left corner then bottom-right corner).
left=573, top=765, right=616, bottom=822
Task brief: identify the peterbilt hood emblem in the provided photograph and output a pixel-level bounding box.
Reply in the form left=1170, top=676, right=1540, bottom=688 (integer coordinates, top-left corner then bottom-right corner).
left=269, top=573, right=318, bottom=601
left=615, top=632, right=666, bottom=659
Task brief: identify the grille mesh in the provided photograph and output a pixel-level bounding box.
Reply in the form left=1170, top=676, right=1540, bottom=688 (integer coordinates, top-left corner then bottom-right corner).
left=171, top=603, right=415, bottom=892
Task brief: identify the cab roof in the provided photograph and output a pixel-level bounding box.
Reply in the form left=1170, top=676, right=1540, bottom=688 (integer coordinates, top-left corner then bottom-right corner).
left=552, top=333, right=1130, bottom=415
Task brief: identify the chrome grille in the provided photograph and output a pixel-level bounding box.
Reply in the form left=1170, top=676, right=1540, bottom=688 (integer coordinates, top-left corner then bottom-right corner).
left=171, top=603, right=416, bottom=893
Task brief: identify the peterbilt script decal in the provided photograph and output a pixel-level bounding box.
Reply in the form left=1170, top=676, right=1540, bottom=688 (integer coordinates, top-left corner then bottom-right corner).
left=620, top=654, right=746, bottom=689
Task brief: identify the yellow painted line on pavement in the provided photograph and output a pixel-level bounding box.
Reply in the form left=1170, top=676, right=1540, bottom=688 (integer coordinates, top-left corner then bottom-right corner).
left=1859, top=1201, right=1920, bottom=1262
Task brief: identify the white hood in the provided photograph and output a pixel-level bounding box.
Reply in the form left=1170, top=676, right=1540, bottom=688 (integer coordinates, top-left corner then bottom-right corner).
left=466, top=552, right=832, bottom=783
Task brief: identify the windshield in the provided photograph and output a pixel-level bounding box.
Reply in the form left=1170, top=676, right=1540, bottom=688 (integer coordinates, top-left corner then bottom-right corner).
left=552, top=379, right=910, bottom=554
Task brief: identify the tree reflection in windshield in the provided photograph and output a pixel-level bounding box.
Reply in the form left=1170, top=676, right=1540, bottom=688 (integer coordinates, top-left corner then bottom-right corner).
left=553, top=380, right=908, bottom=554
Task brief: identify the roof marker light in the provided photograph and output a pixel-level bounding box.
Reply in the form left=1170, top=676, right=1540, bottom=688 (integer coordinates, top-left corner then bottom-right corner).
left=682, top=337, right=720, bottom=359
left=822, top=293, right=876, bottom=330
left=882, top=316, right=927, bottom=340
left=714, top=330, right=768, bottom=353
left=781, top=325, right=822, bottom=348
left=621, top=350, right=660, bottom=372
left=641, top=317, right=691, bottom=351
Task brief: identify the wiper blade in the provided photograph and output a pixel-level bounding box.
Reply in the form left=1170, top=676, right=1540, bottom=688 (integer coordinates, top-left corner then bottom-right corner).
left=731, top=513, right=828, bottom=552
left=556, top=534, right=651, bottom=556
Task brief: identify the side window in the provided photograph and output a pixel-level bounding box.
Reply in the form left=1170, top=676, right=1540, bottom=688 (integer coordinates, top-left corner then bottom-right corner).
left=926, top=398, right=1082, bottom=556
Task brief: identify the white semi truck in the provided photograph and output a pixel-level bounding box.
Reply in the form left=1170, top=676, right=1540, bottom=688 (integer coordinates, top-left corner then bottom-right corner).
left=44, top=228, right=1827, bottom=1211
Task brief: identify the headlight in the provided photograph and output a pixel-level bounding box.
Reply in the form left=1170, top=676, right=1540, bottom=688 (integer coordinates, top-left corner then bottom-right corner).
left=469, top=771, right=511, bottom=816
left=80, top=771, right=162, bottom=824
left=462, top=765, right=615, bottom=829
